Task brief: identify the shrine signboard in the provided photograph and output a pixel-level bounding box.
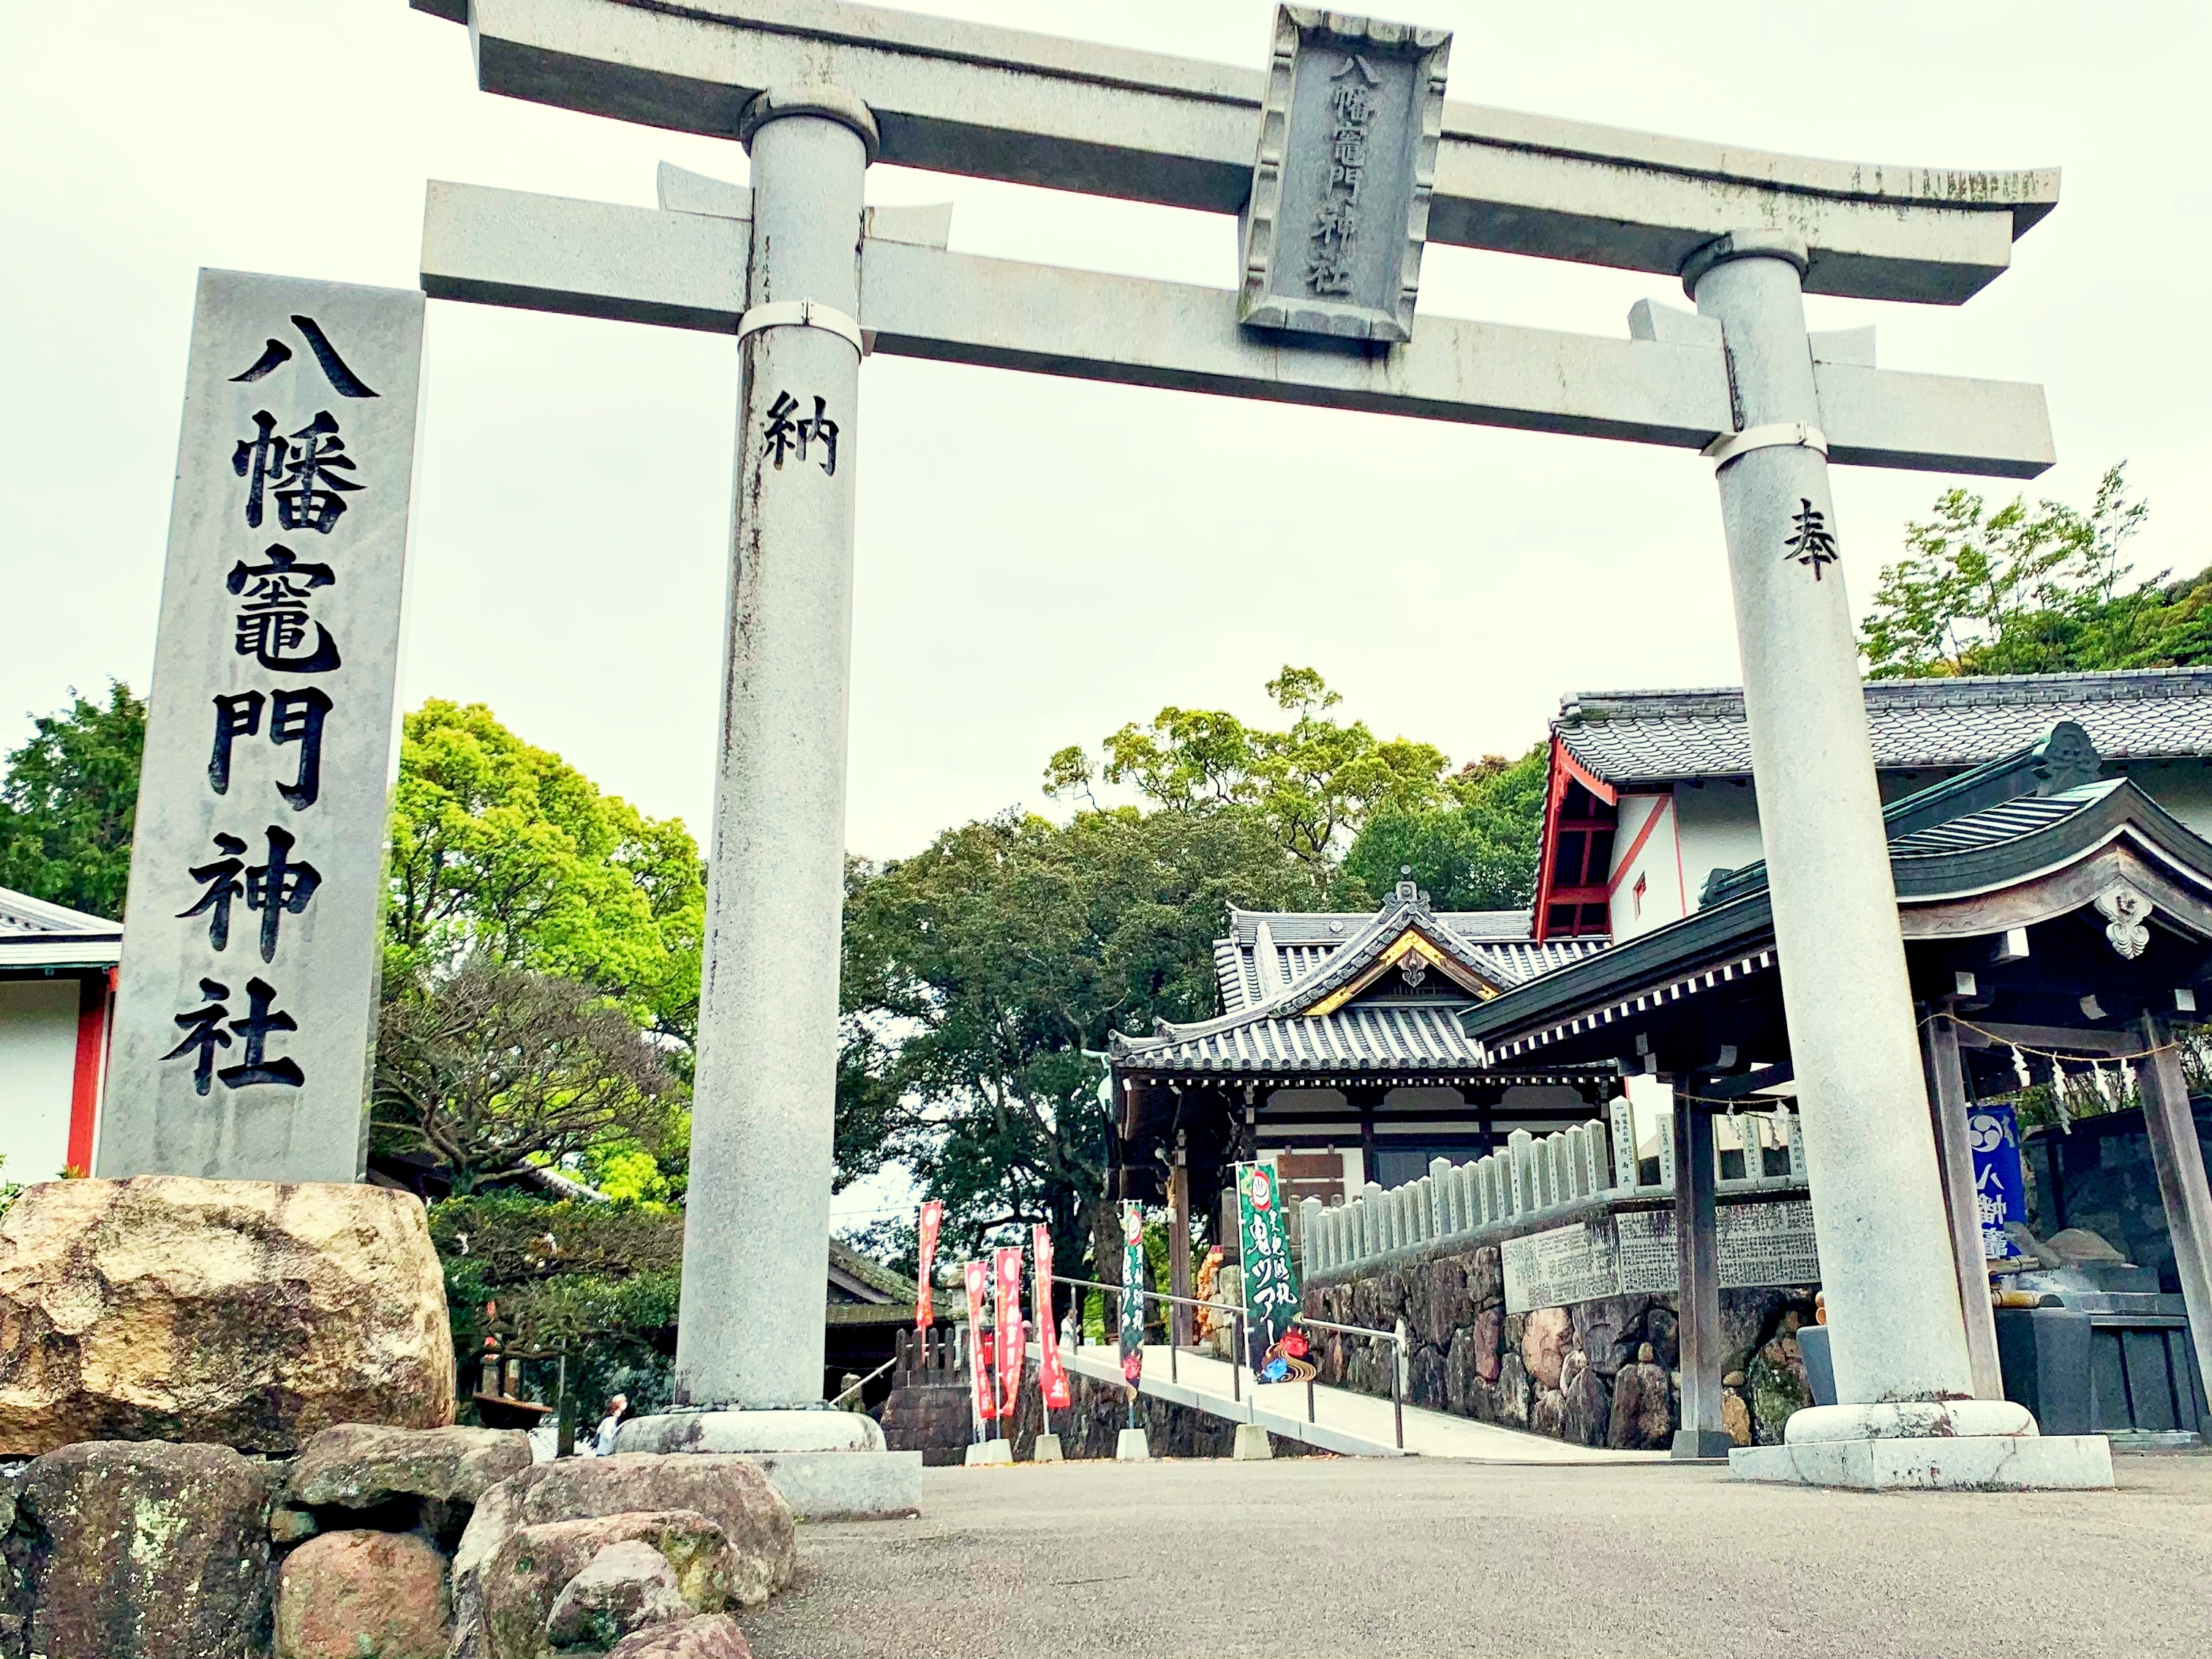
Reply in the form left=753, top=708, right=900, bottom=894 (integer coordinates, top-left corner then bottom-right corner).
left=102, top=271, right=424, bottom=1185
left=1237, top=7, right=1451, bottom=342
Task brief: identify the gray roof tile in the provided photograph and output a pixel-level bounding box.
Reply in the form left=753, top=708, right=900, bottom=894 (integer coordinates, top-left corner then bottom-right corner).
left=1557, top=668, right=2212, bottom=786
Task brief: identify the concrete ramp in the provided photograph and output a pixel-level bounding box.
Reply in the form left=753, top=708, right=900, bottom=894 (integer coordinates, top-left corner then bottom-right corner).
left=1067, top=1344, right=1666, bottom=1463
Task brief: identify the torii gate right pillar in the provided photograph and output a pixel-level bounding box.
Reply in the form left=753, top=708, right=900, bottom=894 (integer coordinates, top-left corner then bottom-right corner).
left=1694, top=233, right=2110, bottom=1489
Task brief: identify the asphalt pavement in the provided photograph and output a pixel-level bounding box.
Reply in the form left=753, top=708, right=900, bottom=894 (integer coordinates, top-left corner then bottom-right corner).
left=742, top=1451, right=2212, bottom=1658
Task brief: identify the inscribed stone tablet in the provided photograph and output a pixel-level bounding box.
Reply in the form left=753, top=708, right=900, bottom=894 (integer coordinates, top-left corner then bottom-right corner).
left=1503, top=1221, right=1620, bottom=1314
left=1238, top=7, right=1451, bottom=342
left=1718, top=1199, right=1824, bottom=1288
left=102, top=271, right=424, bottom=1184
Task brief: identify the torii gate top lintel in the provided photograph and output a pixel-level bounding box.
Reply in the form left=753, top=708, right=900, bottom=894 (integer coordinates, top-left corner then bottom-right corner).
left=411, top=0, right=2055, bottom=305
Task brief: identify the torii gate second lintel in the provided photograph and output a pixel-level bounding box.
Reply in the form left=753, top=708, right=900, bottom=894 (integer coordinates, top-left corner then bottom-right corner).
left=409, top=0, right=2114, bottom=1494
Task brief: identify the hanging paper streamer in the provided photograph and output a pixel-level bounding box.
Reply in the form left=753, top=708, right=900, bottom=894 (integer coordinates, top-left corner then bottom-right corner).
left=963, top=1258, right=996, bottom=1421
left=1033, top=1223, right=1072, bottom=1412
left=914, top=1199, right=944, bottom=1330
left=993, top=1244, right=1026, bottom=1418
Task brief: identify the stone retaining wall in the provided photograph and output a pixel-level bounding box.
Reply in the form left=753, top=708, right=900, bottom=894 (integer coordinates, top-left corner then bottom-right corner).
left=1303, top=1235, right=1819, bottom=1450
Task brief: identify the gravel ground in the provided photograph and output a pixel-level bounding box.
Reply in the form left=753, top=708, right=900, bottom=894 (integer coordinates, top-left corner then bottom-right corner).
left=743, top=1450, right=2212, bottom=1659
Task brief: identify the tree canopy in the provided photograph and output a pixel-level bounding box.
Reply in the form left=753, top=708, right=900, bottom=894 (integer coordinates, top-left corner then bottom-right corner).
left=1859, top=463, right=2209, bottom=678
left=1342, top=745, right=1549, bottom=912
left=1045, top=666, right=1449, bottom=869
left=839, top=801, right=1330, bottom=1271
left=0, top=682, right=146, bottom=919
left=386, top=700, right=706, bottom=1054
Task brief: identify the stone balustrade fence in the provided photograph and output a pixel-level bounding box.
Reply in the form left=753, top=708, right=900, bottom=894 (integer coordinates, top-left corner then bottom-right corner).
left=1300, top=1099, right=1807, bottom=1279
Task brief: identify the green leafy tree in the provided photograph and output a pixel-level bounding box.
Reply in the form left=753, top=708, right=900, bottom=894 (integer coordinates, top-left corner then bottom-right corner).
left=0, top=682, right=146, bottom=919
left=1856, top=464, right=2194, bottom=678
left=373, top=960, right=679, bottom=1195
left=1045, top=667, right=1448, bottom=867
left=386, top=700, right=706, bottom=1054
left=1343, top=745, right=1549, bottom=911
left=840, top=802, right=1328, bottom=1279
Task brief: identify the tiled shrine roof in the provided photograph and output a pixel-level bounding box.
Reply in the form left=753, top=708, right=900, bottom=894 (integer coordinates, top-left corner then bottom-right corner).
left=1554, top=667, right=2212, bottom=787
left=1116, top=892, right=1606, bottom=1080
left=0, top=885, right=121, bottom=970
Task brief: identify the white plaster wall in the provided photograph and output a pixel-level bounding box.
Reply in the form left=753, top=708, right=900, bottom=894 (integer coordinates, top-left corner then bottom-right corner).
left=2113, top=759, right=2212, bottom=839
left=1672, top=780, right=1767, bottom=910
left=1606, top=792, right=1688, bottom=941
left=0, top=981, right=78, bottom=1185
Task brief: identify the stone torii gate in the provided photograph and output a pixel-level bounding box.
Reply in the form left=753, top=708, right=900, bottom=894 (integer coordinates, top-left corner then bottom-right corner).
left=410, top=0, right=2107, bottom=1491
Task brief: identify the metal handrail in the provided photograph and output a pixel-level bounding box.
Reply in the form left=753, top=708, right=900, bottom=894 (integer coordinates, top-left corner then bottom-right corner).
left=827, top=1353, right=897, bottom=1410
left=1293, top=1312, right=1407, bottom=1450
left=1051, top=1271, right=1407, bottom=1449
left=1049, top=1272, right=1248, bottom=1404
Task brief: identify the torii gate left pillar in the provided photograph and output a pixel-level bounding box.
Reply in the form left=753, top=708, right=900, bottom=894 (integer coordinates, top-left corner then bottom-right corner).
left=615, top=85, right=913, bottom=1501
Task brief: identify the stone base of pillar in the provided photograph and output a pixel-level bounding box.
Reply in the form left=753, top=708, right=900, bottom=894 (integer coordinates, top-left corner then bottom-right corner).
left=1231, top=1423, right=1273, bottom=1461
left=1671, top=1428, right=1734, bottom=1459
left=1731, top=1398, right=2114, bottom=1490
left=1115, top=1427, right=1151, bottom=1462
left=613, top=1410, right=920, bottom=1519
left=1731, top=1435, right=2113, bottom=1491
left=1031, top=1433, right=1064, bottom=1462
left=962, top=1439, right=1014, bottom=1467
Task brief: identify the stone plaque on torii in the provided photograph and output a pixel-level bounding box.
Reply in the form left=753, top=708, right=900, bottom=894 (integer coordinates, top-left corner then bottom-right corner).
left=410, top=0, right=2104, bottom=1492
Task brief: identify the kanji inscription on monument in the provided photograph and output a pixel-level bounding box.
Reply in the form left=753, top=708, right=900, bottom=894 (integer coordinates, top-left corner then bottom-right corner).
left=102, top=270, right=425, bottom=1184
left=1238, top=6, right=1451, bottom=342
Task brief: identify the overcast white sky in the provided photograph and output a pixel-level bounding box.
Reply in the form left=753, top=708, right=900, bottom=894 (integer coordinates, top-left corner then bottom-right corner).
left=4, top=1, right=2208, bottom=868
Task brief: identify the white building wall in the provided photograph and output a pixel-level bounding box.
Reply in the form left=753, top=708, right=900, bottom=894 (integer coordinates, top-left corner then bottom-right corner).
left=0, top=981, right=79, bottom=1185
left=1671, top=780, right=1766, bottom=911
left=1606, top=792, right=1688, bottom=941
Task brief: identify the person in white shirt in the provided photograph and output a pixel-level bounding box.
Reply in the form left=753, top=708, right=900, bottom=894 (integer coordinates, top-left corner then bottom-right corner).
left=588, top=1393, right=628, bottom=1456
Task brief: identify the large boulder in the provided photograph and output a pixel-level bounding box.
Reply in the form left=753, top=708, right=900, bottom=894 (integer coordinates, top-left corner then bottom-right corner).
left=607, top=1615, right=754, bottom=1659
left=274, top=1530, right=450, bottom=1659
left=453, top=1456, right=794, bottom=1658
left=546, top=1538, right=690, bottom=1650
left=0, top=1178, right=454, bottom=1455
left=484, top=1512, right=733, bottom=1659
left=6, top=1440, right=274, bottom=1658
left=285, top=1423, right=531, bottom=1543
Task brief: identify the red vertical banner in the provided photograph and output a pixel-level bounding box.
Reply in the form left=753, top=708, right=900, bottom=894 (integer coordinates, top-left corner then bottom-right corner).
left=1034, top=1223, right=1071, bottom=1411
left=993, top=1244, right=1026, bottom=1418
left=963, top=1259, right=996, bottom=1421
left=914, top=1200, right=944, bottom=1329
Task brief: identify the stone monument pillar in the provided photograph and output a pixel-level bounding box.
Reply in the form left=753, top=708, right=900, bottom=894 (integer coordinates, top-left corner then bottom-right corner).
left=615, top=83, right=920, bottom=1517
left=1691, top=232, right=2108, bottom=1489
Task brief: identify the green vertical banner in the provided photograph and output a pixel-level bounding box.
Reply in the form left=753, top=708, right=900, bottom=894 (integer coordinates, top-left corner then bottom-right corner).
left=1238, top=1162, right=1302, bottom=1365
left=1118, top=1200, right=1146, bottom=1385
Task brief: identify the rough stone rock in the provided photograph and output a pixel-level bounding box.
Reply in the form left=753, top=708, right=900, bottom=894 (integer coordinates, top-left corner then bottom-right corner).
left=1407, top=1256, right=1466, bottom=1350
left=1494, top=1354, right=1532, bottom=1429
left=1608, top=1361, right=1673, bottom=1450
left=8, top=1440, right=275, bottom=1658
left=606, top=1614, right=754, bottom=1659
left=1470, top=1306, right=1504, bottom=1385
left=290, top=1423, right=532, bottom=1511
left=1559, top=1360, right=1610, bottom=1448
left=274, top=1529, right=450, bottom=1659
left=1408, top=1345, right=1448, bottom=1412
left=0, top=1178, right=454, bottom=1455
left=1644, top=1307, right=1679, bottom=1372
left=1443, top=1328, right=1478, bottom=1418
left=1530, top=1388, right=1568, bottom=1440
left=1718, top=1288, right=1792, bottom=1379
left=546, top=1539, right=690, bottom=1651
left=454, top=1456, right=794, bottom=1658
left=484, top=1512, right=732, bottom=1659
left=270, top=1506, right=319, bottom=1545
left=1722, top=1391, right=1753, bottom=1448
left=1575, top=1295, right=1651, bottom=1378
left=1748, top=1339, right=1813, bottom=1446
left=1467, top=1246, right=1503, bottom=1311
left=1520, top=1306, right=1572, bottom=1391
